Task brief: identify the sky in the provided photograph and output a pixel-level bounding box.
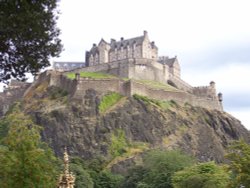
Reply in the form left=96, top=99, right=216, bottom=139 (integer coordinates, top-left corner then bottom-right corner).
left=2, top=0, right=250, bottom=129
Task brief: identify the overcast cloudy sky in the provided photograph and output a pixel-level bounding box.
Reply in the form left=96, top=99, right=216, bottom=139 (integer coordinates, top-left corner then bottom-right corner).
left=2, top=0, right=250, bottom=129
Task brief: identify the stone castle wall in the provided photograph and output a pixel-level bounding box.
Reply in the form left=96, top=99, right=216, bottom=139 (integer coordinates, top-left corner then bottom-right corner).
left=6, top=71, right=221, bottom=113
left=43, top=72, right=222, bottom=111
left=129, top=80, right=222, bottom=110
left=70, top=59, right=169, bottom=84
left=0, top=82, right=31, bottom=117
left=73, top=78, right=125, bottom=99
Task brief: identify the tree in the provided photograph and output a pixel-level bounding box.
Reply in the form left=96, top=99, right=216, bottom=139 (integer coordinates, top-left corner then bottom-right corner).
left=172, top=162, right=229, bottom=188
left=225, top=140, right=250, bottom=188
left=0, top=0, right=62, bottom=83
left=70, top=157, right=94, bottom=188
left=122, top=150, right=195, bottom=188
left=94, top=170, right=124, bottom=188
left=0, top=108, right=59, bottom=187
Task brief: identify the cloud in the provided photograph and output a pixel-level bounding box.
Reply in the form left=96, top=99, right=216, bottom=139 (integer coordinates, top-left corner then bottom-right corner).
left=228, top=108, right=250, bottom=130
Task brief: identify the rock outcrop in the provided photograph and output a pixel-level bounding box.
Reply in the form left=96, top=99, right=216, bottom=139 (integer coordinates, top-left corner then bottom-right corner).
left=19, top=82, right=249, bottom=164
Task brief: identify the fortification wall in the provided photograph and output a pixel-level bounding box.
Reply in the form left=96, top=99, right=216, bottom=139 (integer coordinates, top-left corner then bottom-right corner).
left=49, top=71, right=77, bottom=97
left=129, top=80, right=222, bottom=111
left=47, top=71, right=223, bottom=110
left=0, top=82, right=31, bottom=117
left=192, top=85, right=216, bottom=99
left=169, top=76, right=193, bottom=93
left=70, top=58, right=167, bottom=84
left=73, top=78, right=125, bottom=99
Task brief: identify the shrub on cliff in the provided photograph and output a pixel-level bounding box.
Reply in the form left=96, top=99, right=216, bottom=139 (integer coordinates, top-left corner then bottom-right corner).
left=99, top=92, right=123, bottom=113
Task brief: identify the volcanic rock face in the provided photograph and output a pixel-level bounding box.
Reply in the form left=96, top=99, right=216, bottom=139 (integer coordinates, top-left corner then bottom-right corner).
left=23, top=85, right=250, bottom=163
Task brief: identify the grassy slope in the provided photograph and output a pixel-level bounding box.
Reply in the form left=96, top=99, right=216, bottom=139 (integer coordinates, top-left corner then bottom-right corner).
left=67, top=72, right=117, bottom=79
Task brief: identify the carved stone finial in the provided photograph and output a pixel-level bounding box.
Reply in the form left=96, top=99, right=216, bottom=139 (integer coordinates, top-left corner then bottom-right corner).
left=57, top=147, right=75, bottom=188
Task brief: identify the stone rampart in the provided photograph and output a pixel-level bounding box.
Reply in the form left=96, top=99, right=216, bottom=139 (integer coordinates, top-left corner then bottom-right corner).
left=169, top=76, right=193, bottom=92
left=129, top=80, right=222, bottom=111
left=73, top=78, right=125, bottom=99
left=49, top=71, right=77, bottom=97
left=32, top=71, right=222, bottom=111
left=70, top=58, right=167, bottom=84
left=0, top=82, right=31, bottom=117
left=192, top=85, right=216, bottom=99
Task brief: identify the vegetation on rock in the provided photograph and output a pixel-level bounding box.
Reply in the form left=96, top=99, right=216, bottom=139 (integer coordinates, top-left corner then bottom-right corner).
left=133, top=94, right=177, bottom=110
left=99, top=92, right=124, bottom=113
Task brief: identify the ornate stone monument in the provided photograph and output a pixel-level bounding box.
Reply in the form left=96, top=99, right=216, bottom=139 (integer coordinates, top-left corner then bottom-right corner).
left=57, top=148, right=75, bottom=188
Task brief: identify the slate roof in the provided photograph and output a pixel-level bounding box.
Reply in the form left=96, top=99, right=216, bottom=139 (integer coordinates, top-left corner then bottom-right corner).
left=110, top=36, right=145, bottom=50
left=53, top=62, right=85, bottom=71
left=158, top=57, right=177, bottom=67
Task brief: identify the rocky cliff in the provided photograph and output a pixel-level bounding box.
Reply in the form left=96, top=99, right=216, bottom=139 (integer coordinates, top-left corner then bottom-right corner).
left=16, top=79, right=249, bottom=168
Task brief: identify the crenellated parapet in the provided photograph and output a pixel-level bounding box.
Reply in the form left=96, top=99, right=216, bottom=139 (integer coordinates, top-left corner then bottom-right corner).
left=192, top=81, right=217, bottom=99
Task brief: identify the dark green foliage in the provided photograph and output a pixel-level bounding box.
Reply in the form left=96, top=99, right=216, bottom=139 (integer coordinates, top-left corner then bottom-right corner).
left=70, top=157, right=94, bottom=188
left=172, top=162, right=229, bottom=188
left=94, top=170, right=124, bottom=188
left=225, top=140, right=250, bottom=188
left=0, top=0, right=62, bottom=83
left=49, top=87, right=68, bottom=100
left=121, top=166, right=148, bottom=188
left=0, top=108, right=59, bottom=187
left=122, top=150, right=195, bottom=188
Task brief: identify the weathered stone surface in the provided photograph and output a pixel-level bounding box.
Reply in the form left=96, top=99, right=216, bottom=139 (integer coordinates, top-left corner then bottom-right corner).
left=23, top=87, right=250, bottom=164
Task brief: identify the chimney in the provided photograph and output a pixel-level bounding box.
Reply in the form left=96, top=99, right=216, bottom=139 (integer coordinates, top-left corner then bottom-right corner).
left=121, top=37, right=124, bottom=41
left=143, top=30, right=148, bottom=36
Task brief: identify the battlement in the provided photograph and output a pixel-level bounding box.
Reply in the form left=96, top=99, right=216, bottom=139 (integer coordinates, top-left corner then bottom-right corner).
left=42, top=71, right=223, bottom=111
left=0, top=31, right=223, bottom=113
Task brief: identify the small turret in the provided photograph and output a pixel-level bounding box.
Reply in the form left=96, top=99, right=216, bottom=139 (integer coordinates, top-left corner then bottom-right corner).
left=210, top=81, right=215, bottom=88
left=218, top=92, right=223, bottom=102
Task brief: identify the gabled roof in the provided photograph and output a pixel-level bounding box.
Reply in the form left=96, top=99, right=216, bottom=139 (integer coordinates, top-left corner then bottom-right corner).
left=110, top=35, right=145, bottom=51
left=158, top=56, right=178, bottom=67
left=98, top=38, right=108, bottom=46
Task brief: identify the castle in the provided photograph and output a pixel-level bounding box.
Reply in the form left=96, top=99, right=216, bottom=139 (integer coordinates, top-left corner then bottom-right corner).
left=0, top=31, right=223, bottom=114
left=84, top=31, right=181, bottom=87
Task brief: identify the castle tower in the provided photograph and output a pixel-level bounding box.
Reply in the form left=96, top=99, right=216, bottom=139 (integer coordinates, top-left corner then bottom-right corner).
left=57, top=147, right=75, bottom=188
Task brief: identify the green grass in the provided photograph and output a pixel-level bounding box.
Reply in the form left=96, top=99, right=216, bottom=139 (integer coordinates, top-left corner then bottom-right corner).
left=133, top=94, right=177, bottom=110
left=99, top=92, right=123, bottom=113
left=135, top=79, right=181, bottom=92
left=66, top=72, right=116, bottom=80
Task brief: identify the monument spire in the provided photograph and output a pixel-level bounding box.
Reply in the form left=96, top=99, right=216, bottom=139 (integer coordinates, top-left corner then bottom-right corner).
left=57, top=147, right=75, bottom=188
